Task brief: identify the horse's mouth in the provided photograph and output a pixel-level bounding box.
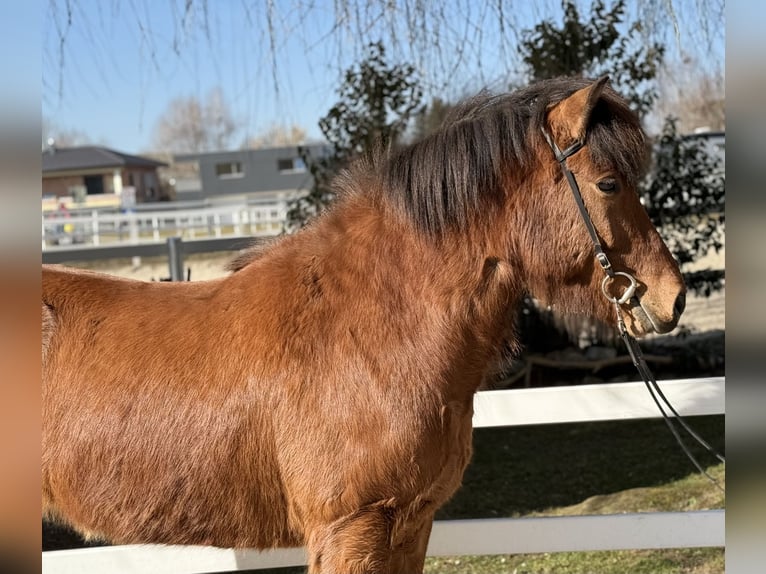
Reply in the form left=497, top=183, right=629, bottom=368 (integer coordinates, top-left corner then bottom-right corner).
left=624, top=298, right=679, bottom=337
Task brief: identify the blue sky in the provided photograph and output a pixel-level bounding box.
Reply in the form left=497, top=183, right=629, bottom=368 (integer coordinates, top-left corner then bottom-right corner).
left=41, top=0, right=724, bottom=154
left=43, top=1, right=347, bottom=151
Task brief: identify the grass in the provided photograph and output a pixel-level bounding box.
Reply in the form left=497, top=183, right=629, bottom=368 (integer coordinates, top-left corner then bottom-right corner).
left=416, top=416, right=725, bottom=574
left=425, top=463, right=725, bottom=574
left=425, top=547, right=724, bottom=574
left=444, top=416, right=723, bottom=518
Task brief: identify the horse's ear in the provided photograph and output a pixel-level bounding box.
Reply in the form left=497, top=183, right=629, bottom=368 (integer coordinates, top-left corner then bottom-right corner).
left=546, top=76, right=610, bottom=145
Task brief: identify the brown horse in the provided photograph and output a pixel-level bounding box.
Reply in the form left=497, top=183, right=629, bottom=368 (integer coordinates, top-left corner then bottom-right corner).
left=42, top=77, right=685, bottom=573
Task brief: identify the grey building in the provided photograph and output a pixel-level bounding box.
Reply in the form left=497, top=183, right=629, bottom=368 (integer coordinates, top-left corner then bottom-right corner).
left=172, top=144, right=329, bottom=204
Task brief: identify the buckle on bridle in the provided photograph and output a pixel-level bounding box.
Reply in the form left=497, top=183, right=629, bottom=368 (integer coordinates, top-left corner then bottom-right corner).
left=601, top=271, right=637, bottom=305
left=557, top=139, right=584, bottom=162
left=540, top=128, right=583, bottom=163
left=595, top=251, right=612, bottom=270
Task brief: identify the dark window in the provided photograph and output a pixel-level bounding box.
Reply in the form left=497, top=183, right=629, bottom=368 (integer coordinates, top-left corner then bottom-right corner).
left=277, top=157, right=306, bottom=173
left=215, top=162, right=244, bottom=178
left=83, top=175, right=104, bottom=195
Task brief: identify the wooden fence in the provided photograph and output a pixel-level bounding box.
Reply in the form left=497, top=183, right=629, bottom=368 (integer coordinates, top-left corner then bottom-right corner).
left=42, top=377, right=725, bottom=574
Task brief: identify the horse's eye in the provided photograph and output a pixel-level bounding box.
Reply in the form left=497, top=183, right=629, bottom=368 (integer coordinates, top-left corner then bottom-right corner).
left=597, top=179, right=618, bottom=194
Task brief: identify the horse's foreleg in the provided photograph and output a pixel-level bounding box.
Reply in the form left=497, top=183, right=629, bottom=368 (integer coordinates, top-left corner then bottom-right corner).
left=306, top=507, right=434, bottom=574
left=307, top=507, right=391, bottom=574
left=389, top=511, right=434, bottom=574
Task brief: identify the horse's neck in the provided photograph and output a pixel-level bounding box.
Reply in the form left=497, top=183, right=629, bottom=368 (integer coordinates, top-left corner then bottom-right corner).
left=286, top=195, right=522, bottom=394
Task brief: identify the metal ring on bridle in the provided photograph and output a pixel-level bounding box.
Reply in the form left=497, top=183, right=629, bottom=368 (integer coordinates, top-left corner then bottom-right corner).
left=601, top=271, right=637, bottom=305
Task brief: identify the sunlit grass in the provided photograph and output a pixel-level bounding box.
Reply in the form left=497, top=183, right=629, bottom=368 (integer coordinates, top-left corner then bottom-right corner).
left=425, top=462, right=725, bottom=574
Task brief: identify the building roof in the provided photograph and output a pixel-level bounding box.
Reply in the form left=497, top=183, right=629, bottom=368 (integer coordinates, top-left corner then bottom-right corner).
left=42, top=146, right=167, bottom=174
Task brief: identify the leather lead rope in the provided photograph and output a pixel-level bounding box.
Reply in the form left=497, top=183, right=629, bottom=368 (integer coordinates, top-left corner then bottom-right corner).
left=613, top=303, right=726, bottom=493
left=541, top=128, right=725, bottom=492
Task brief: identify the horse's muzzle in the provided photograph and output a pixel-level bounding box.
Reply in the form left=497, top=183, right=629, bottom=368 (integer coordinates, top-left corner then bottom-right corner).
left=629, top=290, right=685, bottom=336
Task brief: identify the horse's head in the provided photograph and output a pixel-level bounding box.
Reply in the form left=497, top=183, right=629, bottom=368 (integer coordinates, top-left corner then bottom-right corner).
left=517, top=77, right=685, bottom=337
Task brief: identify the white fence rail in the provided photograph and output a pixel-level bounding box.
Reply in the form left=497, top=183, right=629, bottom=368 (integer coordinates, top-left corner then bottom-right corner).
left=42, top=203, right=288, bottom=250
left=42, top=377, right=725, bottom=573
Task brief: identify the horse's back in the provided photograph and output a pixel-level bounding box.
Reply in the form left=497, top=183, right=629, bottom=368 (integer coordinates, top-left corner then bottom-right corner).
left=43, top=263, right=141, bottom=302
left=43, top=264, right=147, bottom=383
left=44, top=265, right=187, bottom=389
left=42, top=264, right=225, bottom=362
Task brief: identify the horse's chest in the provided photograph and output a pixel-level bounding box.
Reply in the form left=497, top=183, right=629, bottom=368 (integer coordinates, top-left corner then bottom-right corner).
left=416, top=400, right=475, bottom=502
left=281, top=396, right=475, bottom=527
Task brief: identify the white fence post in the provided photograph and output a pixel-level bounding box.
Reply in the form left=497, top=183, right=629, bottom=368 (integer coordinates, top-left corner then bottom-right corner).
left=91, top=210, right=100, bottom=246
left=129, top=212, right=138, bottom=244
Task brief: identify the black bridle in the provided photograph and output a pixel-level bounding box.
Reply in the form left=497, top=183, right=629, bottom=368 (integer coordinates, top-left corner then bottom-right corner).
left=542, top=128, right=725, bottom=491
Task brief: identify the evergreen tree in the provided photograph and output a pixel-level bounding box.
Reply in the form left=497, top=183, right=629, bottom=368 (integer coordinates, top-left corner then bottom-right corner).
left=519, top=0, right=663, bottom=119
left=641, top=118, right=725, bottom=296
left=287, top=42, right=423, bottom=230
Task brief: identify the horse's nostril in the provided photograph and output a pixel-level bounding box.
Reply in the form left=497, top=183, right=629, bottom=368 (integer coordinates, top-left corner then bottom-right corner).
left=674, top=292, right=686, bottom=318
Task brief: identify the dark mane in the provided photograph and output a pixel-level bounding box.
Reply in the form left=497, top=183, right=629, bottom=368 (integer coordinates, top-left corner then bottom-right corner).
left=378, top=76, right=648, bottom=235
left=225, top=238, right=277, bottom=273
left=230, top=77, right=648, bottom=272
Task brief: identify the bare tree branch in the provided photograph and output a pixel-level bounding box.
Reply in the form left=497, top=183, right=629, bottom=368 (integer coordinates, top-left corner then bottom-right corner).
left=44, top=1, right=725, bottom=133
left=152, top=88, right=240, bottom=153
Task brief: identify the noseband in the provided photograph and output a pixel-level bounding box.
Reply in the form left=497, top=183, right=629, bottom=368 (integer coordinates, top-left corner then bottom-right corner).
left=541, top=127, right=725, bottom=491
